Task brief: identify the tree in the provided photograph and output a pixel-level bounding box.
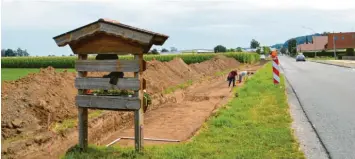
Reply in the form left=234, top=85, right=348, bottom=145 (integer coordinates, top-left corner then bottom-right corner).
left=256, top=48, right=261, bottom=54
left=170, top=47, right=178, bottom=52
left=1, top=49, right=5, bottom=57
left=5, top=49, right=16, bottom=57
left=16, top=48, right=27, bottom=56
left=322, top=32, right=330, bottom=36
left=236, top=47, right=243, bottom=52
left=250, top=39, right=260, bottom=49
left=214, top=45, right=227, bottom=53
left=2, top=48, right=29, bottom=57
left=23, top=49, right=29, bottom=56
left=280, top=47, right=287, bottom=54
left=161, top=48, right=169, bottom=52
left=288, top=39, right=297, bottom=56
left=262, top=46, right=271, bottom=54
left=150, top=48, right=159, bottom=54
left=228, top=48, right=235, bottom=52
left=305, top=36, right=309, bottom=44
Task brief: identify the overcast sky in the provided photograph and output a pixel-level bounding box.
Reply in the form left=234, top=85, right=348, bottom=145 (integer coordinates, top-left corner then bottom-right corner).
left=1, top=0, right=355, bottom=56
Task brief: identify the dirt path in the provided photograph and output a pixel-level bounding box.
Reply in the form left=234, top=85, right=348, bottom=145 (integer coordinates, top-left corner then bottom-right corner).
left=101, top=60, right=268, bottom=147
left=101, top=72, right=241, bottom=147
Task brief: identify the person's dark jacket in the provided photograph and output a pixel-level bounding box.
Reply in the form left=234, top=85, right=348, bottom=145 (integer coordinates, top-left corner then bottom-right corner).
left=95, top=54, right=124, bottom=85
left=227, top=71, right=237, bottom=79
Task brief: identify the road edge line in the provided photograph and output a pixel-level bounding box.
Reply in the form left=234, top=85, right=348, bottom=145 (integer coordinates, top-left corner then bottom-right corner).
left=280, top=63, right=331, bottom=159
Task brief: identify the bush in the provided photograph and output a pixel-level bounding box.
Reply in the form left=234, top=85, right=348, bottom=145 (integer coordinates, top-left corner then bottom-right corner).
left=303, top=51, right=346, bottom=58
left=346, top=48, right=355, bottom=56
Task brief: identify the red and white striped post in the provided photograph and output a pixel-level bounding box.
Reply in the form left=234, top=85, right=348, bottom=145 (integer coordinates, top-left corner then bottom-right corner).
left=271, top=52, right=280, bottom=84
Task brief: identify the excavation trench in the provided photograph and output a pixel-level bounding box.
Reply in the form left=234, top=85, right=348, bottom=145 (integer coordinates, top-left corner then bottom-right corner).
left=1, top=55, right=266, bottom=159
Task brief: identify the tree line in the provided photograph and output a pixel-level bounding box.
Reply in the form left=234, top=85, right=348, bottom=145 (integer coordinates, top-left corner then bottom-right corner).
left=213, top=39, right=271, bottom=54
left=1, top=48, right=30, bottom=57
left=147, top=47, right=178, bottom=54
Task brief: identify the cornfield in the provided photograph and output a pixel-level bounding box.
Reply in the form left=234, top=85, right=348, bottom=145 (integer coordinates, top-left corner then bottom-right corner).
left=1, top=52, right=260, bottom=68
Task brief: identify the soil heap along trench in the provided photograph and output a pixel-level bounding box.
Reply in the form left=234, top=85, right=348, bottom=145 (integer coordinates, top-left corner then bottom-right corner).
left=1, top=55, right=242, bottom=159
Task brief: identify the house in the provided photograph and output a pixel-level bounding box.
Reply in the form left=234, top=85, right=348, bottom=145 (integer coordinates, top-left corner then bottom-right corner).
left=297, top=36, right=328, bottom=52
left=180, top=49, right=214, bottom=53
left=326, top=32, right=355, bottom=49
left=195, top=49, right=214, bottom=53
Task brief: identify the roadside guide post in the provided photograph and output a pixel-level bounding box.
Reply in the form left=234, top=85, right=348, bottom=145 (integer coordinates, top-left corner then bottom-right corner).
left=53, top=18, right=168, bottom=152
left=271, top=51, right=280, bottom=85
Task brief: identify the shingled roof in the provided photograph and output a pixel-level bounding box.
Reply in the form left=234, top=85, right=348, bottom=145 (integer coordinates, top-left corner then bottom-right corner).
left=53, top=18, right=169, bottom=48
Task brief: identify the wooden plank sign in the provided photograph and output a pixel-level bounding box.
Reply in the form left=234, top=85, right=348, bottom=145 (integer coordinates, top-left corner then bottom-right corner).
left=75, top=77, right=140, bottom=90
left=76, top=95, right=140, bottom=110
left=76, top=60, right=139, bottom=72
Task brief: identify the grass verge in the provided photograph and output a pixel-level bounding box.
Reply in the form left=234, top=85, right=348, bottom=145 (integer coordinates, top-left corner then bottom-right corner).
left=52, top=110, right=103, bottom=134
left=63, top=62, right=304, bottom=159
left=1, top=68, right=75, bottom=81
left=163, top=80, right=193, bottom=94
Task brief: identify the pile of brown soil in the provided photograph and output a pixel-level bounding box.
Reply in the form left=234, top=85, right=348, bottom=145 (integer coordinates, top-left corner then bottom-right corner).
left=143, top=55, right=240, bottom=94
left=1, top=67, right=77, bottom=139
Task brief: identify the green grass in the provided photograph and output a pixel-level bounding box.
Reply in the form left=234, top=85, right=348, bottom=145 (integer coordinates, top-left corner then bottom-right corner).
left=63, top=62, right=304, bottom=159
left=52, top=110, right=104, bottom=134
left=1, top=68, right=75, bottom=81
left=163, top=80, right=193, bottom=94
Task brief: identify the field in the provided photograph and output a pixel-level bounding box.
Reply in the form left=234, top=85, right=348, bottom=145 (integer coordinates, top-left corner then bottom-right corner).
left=1, top=52, right=259, bottom=68
left=64, top=63, right=304, bottom=159
left=1, top=52, right=258, bottom=81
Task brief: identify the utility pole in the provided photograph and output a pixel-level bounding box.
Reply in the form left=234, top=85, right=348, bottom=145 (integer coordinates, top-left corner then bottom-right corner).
left=333, top=31, right=337, bottom=59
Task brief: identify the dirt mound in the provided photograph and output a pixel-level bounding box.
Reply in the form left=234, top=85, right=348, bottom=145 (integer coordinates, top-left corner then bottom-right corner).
left=143, top=56, right=240, bottom=94
left=1, top=67, right=77, bottom=139
left=190, top=55, right=240, bottom=75
left=142, top=58, right=200, bottom=94
left=1, top=55, right=240, bottom=139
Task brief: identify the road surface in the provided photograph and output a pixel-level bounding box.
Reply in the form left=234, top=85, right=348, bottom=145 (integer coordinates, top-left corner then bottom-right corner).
left=279, top=56, right=355, bottom=159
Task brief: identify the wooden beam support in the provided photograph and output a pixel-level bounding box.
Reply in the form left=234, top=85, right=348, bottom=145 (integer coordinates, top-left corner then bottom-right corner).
left=134, top=54, right=144, bottom=152
left=77, top=54, right=88, bottom=151
left=76, top=95, right=140, bottom=110
left=76, top=60, right=139, bottom=72
left=75, top=77, right=140, bottom=90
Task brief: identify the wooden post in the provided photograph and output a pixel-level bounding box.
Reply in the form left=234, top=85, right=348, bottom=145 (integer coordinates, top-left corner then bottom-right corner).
left=78, top=54, right=88, bottom=151
left=134, top=54, right=144, bottom=151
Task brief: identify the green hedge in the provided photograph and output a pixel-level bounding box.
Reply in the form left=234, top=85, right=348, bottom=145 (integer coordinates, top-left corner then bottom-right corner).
left=303, top=51, right=346, bottom=58
left=1, top=52, right=260, bottom=68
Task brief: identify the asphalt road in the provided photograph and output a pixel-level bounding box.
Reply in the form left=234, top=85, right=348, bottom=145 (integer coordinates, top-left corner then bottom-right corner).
left=279, top=56, right=355, bottom=159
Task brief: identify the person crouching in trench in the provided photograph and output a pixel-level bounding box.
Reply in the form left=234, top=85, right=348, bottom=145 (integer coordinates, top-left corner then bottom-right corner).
left=238, top=70, right=253, bottom=83
left=95, top=54, right=124, bottom=93
left=227, top=70, right=237, bottom=87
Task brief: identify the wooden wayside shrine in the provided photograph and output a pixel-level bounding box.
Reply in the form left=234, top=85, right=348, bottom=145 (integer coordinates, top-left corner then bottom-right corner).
left=53, top=18, right=168, bottom=151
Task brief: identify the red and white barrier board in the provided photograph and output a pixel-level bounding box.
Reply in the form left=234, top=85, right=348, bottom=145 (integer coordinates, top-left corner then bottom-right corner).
left=272, top=56, right=280, bottom=84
